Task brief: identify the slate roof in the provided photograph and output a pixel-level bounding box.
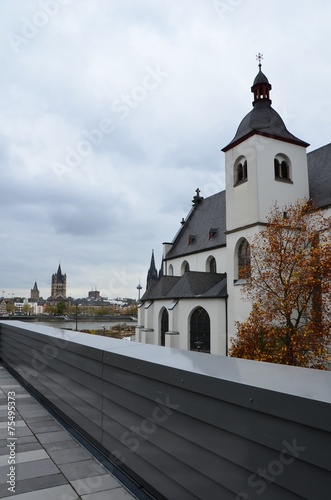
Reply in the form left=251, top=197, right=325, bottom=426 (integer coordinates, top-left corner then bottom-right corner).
left=307, top=143, right=331, bottom=208
left=141, top=272, right=227, bottom=301
left=222, top=99, right=309, bottom=152
left=253, top=68, right=270, bottom=85
left=165, top=190, right=226, bottom=260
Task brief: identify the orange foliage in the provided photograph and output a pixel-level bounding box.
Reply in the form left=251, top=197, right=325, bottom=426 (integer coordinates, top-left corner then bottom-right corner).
left=230, top=199, right=331, bottom=369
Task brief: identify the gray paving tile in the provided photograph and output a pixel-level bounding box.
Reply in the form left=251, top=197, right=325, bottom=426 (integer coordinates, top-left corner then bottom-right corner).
left=0, top=420, right=26, bottom=429
left=0, top=440, right=42, bottom=456
left=17, top=408, right=50, bottom=418
left=48, top=446, right=92, bottom=465
left=8, top=393, right=30, bottom=399
left=42, top=438, right=80, bottom=452
left=0, top=458, right=60, bottom=483
left=71, top=473, right=123, bottom=495
left=82, top=488, right=136, bottom=500
left=0, top=472, right=67, bottom=498
left=10, top=434, right=38, bottom=445
left=6, top=483, right=79, bottom=499
left=59, top=458, right=107, bottom=481
left=16, top=403, right=43, bottom=411
left=1, top=385, right=23, bottom=391
left=27, top=419, right=64, bottom=433
left=0, top=415, right=24, bottom=423
left=36, top=430, right=71, bottom=444
left=0, top=448, right=49, bottom=467
left=23, top=414, right=55, bottom=423
left=0, top=435, right=37, bottom=449
left=0, top=425, right=32, bottom=439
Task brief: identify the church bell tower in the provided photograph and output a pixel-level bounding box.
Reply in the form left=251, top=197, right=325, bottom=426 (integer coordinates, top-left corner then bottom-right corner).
left=223, top=54, right=310, bottom=328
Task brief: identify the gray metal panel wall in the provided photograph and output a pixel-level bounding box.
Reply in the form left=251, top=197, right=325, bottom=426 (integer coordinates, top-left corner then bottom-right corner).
left=0, top=321, right=330, bottom=500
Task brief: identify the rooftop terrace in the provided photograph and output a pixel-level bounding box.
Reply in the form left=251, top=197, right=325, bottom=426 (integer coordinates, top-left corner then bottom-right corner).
left=0, top=320, right=330, bottom=499
left=0, top=364, right=141, bottom=499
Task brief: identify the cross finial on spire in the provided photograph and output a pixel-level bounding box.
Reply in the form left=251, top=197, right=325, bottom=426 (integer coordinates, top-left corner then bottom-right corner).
left=256, top=52, right=263, bottom=70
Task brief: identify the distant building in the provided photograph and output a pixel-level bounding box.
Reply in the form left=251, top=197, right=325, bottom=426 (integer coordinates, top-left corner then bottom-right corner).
left=51, top=264, right=67, bottom=300
left=88, top=290, right=100, bottom=299
left=30, top=281, right=40, bottom=300
left=0, top=299, right=7, bottom=316
left=28, top=302, right=44, bottom=315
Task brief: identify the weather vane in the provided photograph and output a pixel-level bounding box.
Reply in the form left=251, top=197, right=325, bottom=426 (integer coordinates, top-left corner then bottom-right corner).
left=256, top=52, right=263, bottom=69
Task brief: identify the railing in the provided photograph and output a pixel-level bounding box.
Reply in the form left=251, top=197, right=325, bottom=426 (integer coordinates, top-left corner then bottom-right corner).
left=0, top=320, right=330, bottom=500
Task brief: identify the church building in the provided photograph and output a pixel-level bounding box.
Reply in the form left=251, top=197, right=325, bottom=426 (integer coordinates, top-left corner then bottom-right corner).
left=30, top=281, right=40, bottom=300
left=136, top=59, right=331, bottom=355
left=51, top=264, right=67, bottom=300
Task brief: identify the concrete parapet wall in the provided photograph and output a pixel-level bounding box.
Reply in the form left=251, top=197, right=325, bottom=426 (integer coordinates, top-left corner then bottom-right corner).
left=0, top=321, right=330, bottom=499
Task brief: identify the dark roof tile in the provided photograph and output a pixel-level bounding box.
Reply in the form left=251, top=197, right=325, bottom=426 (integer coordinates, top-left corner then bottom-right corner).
left=141, top=272, right=227, bottom=301
left=307, top=143, right=331, bottom=208
left=165, top=191, right=226, bottom=260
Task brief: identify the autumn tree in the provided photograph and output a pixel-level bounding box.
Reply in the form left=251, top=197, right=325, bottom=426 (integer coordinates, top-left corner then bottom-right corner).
left=230, top=199, right=331, bottom=369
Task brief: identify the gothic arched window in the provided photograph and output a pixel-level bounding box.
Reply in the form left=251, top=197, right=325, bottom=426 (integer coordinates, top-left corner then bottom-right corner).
left=190, top=307, right=210, bottom=353
left=209, top=257, right=217, bottom=274
left=160, top=308, right=168, bottom=347
left=181, top=261, right=190, bottom=274
left=237, top=239, right=251, bottom=279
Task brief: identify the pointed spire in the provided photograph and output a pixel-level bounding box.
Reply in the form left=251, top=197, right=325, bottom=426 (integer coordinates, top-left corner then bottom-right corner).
left=146, top=250, right=158, bottom=289
left=57, top=263, right=62, bottom=277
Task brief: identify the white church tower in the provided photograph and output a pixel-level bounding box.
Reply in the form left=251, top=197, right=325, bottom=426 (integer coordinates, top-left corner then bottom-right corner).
left=222, top=55, right=310, bottom=332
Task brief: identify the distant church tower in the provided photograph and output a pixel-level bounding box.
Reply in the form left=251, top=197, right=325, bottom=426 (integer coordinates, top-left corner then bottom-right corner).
left=30, top=282, right=39, bottom=300
left=146, top=250, right=158, bottom=289
left=51, top=264, right=67, bottom=299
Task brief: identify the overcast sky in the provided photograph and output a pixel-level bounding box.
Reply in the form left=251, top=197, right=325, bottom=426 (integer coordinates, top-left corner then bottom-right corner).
left=1, top=0, right=331, bottom=300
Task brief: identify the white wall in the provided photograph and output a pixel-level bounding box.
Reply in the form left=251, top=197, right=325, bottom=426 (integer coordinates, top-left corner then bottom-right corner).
left=225, top=135, right=309, bottom=232
left=137, top=297, right=227, bottom=356
left=164, top=246, right=227, bottom=276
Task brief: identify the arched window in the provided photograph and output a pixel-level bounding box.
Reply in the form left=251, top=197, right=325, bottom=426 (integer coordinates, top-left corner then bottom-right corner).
left=234, top=156, right=248, bottom=185
left=190, top=307, right=210, bottom=353
left=181, top=261, right=190, bottom=274
left=168, top=264, right=173, bottom=276
left=274, top=154, right=291, bottom=181
left=160, top=308, right=168, bottom=347
left=237, top=239, right=251, bottom=279
left=207, top=256, right=217, bottom=273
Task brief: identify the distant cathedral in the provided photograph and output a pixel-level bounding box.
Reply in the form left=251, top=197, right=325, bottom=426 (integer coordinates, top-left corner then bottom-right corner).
left=30, top=282, right=39, bottom=300
left=51, top=264, right=67, bottom=299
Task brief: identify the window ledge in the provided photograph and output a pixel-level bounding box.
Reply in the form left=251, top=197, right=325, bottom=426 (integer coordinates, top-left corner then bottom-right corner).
left=234, top=279, right=247, bottom=285
left=274, top=177, right=293, bottom=184
left=234, top=179, right=248, bottom=187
